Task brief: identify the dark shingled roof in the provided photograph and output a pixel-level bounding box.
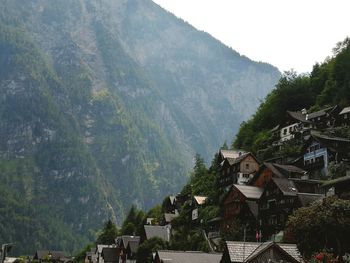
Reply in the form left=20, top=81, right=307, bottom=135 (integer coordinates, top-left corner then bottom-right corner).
left=156, top=250, right=221, bottom=263
left=220, top=150, right=246, bottom=159
left=273, top=163, right=306, bottom=174
left=144, top=225, right=171, bottom=241
left=126, top=240, right=140, bottom=254
left=226, top=241, right=303, bottom=263
left=307, top=106, right=337, bottom=120
left=101, top=248, right=119, bottom=263
left=297, top=193, right=324, bottom=206
left=115, top=236, right=140, bottom=248
left=234, top=185, right=264, bottom=200
left=287, top=111, right=310, bottom=123
left=272, top=178, right=298, bottom=196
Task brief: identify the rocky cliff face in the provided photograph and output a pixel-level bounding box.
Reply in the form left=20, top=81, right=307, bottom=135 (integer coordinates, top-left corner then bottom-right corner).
left=0, top=0, right=280, bottom=253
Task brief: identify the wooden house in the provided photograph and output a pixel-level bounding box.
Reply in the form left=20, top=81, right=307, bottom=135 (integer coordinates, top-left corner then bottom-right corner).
left=339, top=106, right=350, bottom=126
left=279, top=110, right=312, bottom=143
left=258, top=177, right=323, bottom=239
left=222, top=184, right=263, bottom=237
left=162, top=195, right=177, bottom=214
left=310, top=130, right=350, bottom=162
left=251, top=162, right=306, bottom=188
left=306, top=105, right=339, bottom=129
left=115, top=236, right=140, bottom=263
left=219, top=152, right=260, bottom=190
left=221, top=241, right=303, bottom=263
left=302, top=138, right=331, bottom=177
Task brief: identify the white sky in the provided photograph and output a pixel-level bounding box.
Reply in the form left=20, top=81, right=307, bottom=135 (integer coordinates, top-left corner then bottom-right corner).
left=152, top=0, right=350, bottom=73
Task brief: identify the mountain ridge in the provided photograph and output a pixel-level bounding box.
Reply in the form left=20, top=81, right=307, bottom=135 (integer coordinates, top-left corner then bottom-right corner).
left=0, top=0, right=280, bottom=254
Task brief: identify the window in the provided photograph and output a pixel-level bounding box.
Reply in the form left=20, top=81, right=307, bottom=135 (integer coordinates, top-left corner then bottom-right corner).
left=269, top=215, right=277, bottom=225
left=246, top=163, right=250, bottom=169
left=268, top=199, right=277, bottom=209
left=344, top=114, right=348, bottom=119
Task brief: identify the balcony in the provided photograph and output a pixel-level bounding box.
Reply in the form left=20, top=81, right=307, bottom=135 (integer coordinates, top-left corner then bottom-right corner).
left=304, top=148, right=327, bottom=160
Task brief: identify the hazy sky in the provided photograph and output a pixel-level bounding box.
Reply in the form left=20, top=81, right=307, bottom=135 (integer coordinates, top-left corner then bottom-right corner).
left=152, top=0, right=350, bottom=73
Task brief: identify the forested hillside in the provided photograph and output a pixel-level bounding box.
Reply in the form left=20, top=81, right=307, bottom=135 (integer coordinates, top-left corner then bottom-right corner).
left=0, top=0, right=280, bottom=254
left=234, top=38, right=350, bottom=152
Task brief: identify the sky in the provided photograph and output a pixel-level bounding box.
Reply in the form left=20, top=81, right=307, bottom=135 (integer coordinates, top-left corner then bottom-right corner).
left=152, top=0, right=350, bottom=73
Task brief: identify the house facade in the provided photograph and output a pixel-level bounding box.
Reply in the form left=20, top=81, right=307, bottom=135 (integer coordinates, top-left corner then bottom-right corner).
left=219, top=153, right=260, bottom=190
left=223, top=185, right=263, bottom=235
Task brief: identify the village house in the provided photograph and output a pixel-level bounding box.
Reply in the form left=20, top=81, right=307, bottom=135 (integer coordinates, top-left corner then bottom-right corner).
left=302, top=135, right=337, bottom=178
left=162, top=195, right=177, bottom=214
left=306, top=105, right=339, bottom=129
left=310, top=130, right=350, bottom=163
left=222, top=184, right=263, bottom=238
left=251, top=162, right=307, bottom=188
left=115, top=236, right=140, bottom=263
left=219, top=152, right=260, bottom=191
left=258, top=177, right=323, bottom=240
left=339, top=106, right=350, bottom=126
left=153, top=250, right=221, bottom=263
left=221, top=241, right=303, bottom=263
left=278, top=110, right=312, bottom=143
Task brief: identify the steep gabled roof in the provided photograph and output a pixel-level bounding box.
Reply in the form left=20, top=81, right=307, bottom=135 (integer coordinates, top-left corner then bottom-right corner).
left=340, top=106, right=350, bottom=115
left=169, top=195, right=176, bottom=205
left=225, top=241, right=303, bottom=263
left=115, top=236, right=140, bottom=248
left=271, top=177, right=298, bottom=196
left=144, top=225, right=171, bottom=241
left=193, top=196, right=207, bottom=205
left=156, top=250, right=221, bottom=263
left=220, top=150, right=246, bottom=159
left=234, top=185, right=264, bottom=200
left=126, top=240, right=140, bottom=254
left=287, top=111, right=310, bottom=123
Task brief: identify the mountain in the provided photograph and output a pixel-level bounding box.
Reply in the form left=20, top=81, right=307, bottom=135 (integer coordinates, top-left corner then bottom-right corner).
left=0, top=0, right=280, bottom=254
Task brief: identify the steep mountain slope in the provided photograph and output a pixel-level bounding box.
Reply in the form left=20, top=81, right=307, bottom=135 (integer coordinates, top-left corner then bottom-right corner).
left=0, top=0, right=280, bottom=254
